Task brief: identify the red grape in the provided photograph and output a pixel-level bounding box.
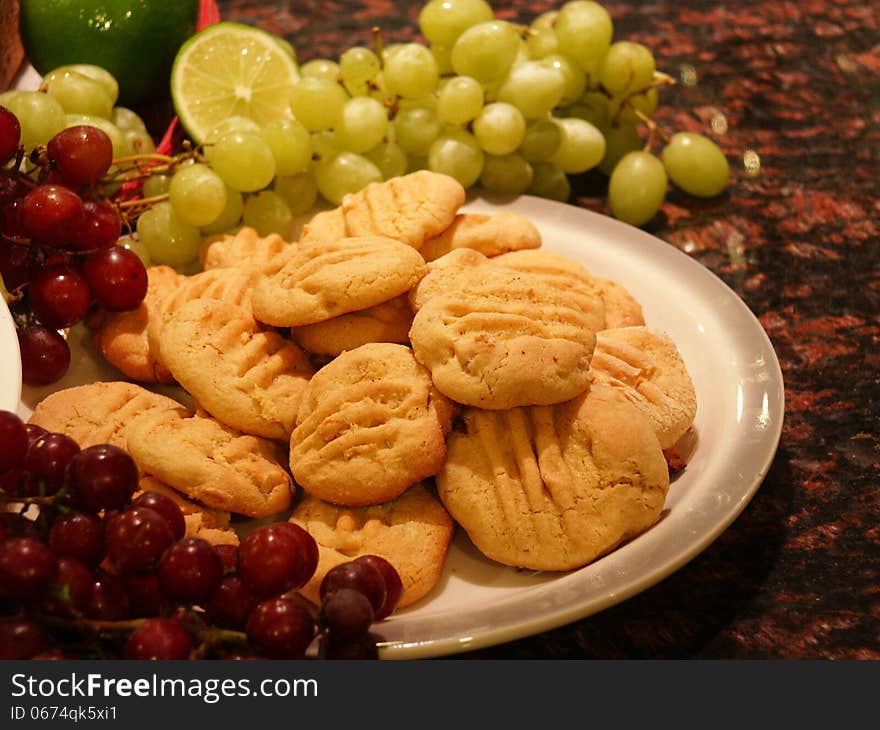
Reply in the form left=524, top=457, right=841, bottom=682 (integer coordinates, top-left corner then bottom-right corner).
left=0, top=238, right=34, bottom=291
left=0, top=410, right=28, bottom=473
left=86, top=572, right=130, bottom=620
left=246, top=597, right=316, bottom=659
left=21, top=185, right=85, bottom=247
left=157, top=537, right=223, bottom=605
left=28, top=263, right=92, bottom=329
left=74, top=199, right=122, bottom=250
left=24, top=431, right=80, bottom=496
left=320, top=560, right=386, bottom=616
left=238, top=523, right=313, bottom=598
left=18, top=325, right=71, bottom=385
left=47, top=125, right=113, bottom=186
left=24, top=423, right=48, bottom=446
left=133, top=491, right=186, bottom=540
left=68, top=443, right=138, bottom=513
left=0, top=199, right=27, bottom=238
left=319, top=587, right=374, bottom=639
left=354, top=555, right=403, bottom=620
left=43, top=557, right=94, bottom=616
left=105, top=507, right=175, bottom=574
left=204, top=575, right=259, bottom=630
left=0, top=106, right=21, bottom=165
left=0, top=537, right=58, bottom=601
left=319, top=631, right=380, bottom=660
left=275, top=522, right=319, bottom=583
left=125, top=617, right=193, bottom=660
left=213, top=543, right=238, bottom=573
left=0, top=617, right=50, bottom=660
left=82, top=245, right=147, bottom=310
left=124, top=573, right=163, bottom=617
left=48, top=511, right=105, bottom=567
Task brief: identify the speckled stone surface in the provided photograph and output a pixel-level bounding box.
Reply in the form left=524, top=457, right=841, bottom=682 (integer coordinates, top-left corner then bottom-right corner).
left=216, top=0, right=880, bottom=659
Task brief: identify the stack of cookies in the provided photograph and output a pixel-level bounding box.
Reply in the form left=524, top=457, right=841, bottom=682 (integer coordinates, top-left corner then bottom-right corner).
left=29, top=170, right=697, bottom=610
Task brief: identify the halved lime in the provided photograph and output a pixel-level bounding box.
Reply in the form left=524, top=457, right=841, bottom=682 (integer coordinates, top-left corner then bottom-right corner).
left=171, top=22, right=300, bottom=143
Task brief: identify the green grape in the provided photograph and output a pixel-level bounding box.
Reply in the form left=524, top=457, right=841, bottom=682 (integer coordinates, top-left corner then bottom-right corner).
left=340, top=47, right=381, bottom=96
left=262, top=118, right=313, bottom=176
left=540, top=54, right=586, bottom=107
left=554, top=1, right=613, bottom=78
left=598, top=41, right=656, bottom=97
left=5, top=91, right=65, bottom=150
left=311, top=130, right=342, bottom=161
left=398, top=93, right=438, bottom=112
left=365, top=141, right=409, bottom=180
left=205, top=116, right=262, bottom=143
left=518, top=118, right=562, bottom=161
left=383, top=43, right=439, bottom=99
left=335, top=97, right=389, bottom=154
left=300, top=59, right=341, bottom=81
left=407, top=155, right=429, bottom=173
left=418, top=0, right=494, bottom=48
left=210, top=131, right=276, bottom=192
left=532, top=10, right=559, bottom=31
left=201, top=186, right=245, bottom=235
left=168, top=163, right=227, bottom=227
left=242, top=190, right=294, bottom=238
left=550, top=117, right=605, bottom=173
left=63, top=114, right=127, bottom=158
left=289, top=77, right=349, bottom=132
left=428, top=129, right=484, bottom=188
left=497, top=60, right=566, bottom=119
left=111, top=106, right=148, bottom=133
left=661, top=132, right=730, bottom=197
left=528, top=160, right=571, bottom=201
left=431, top=44, right=454, bottom=75
left=142, top=174, right=171, bottom=199
left=480, top=153, right=533, bottom=195
left=436, top=75, right=484, bottom=125
left=119, top=236, right=152, bottom=267
left=608, top=150, right=667, bottom=226
left=565, top=91, right=611, bottom=130
left=41, top=69, right=114, bottom=118
left=274, top=172, right=319, bottom=215
left=472, top=102, right=526, bottom=156
left=393, top=106, right=443, bottom=156
left=526, top=12, right=559, bottom=59
left=136, top=201, right=202, bottom=267
left=59, top=64, right=119, bottom=104
left=599, top=121, right=642, bottom=175
left=314, top=152, right=382, bottom=205
left=0, top=90, right=18, bottom=107
left=124, top=128, right=155, bottom=155
left=627, top=86, right=659, bottom=117
left=451, top=20, right=521, bottom=83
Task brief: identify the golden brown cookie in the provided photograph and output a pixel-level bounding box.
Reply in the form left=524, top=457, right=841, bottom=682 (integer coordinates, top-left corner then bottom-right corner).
left=200, top=226, right=292, bottom=272
left=408, top=265, right=604, bottom=409
left=419, top=211, right=542, bottom=262
left=158, top=298, right=314, bottom=441
left=589, top=326, right=697, bottom=449
left=299, top=206, right=346, bottom=244
left=407, top=248, right=495, bottom=313
left=291, top=295, right=413, bottom=357
left=291, top=484, right=455, bottom=609
left=493, top=249, right=644, bottom=329
left=27, top=381, right=188, bottom=452
left=88, top=265, right=180, bottom=384
left=341, top=170, right=465, bottom=250
left=126, top=410, right=292, bottom=519
left=290, top=343, right=452, bottom=506
left=250, top=236, right=427, bottom=328
left=436, top=384, right=670, bottom=571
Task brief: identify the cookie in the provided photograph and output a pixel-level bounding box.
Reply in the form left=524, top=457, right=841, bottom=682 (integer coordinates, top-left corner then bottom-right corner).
left=27, top=381, right=188, bottom=452
left=408, top=265, right=604, bottom=409
left=299, top=206, right=346, bottom=244
left=290, top=483, right=455, bottom=609
left=493, top=249, right=644, bottom=329
left=200, top=226, right=291, bottom=273
left=341, top=170, right=465, bottom=250
left=126, top=410, right=292, bottom=519
left=290, top=343, right=452, bottom=506
left=88, top=265, right=180, bottom=384
left=419, top=211, right=542, bottom=262
left=589, top=326, right=697, bottom=449
left=407, top=248, right=495, bottom=313
left=436, top=384, right=670, bottom=571
left=158, top=298, right=314, bottom=441
left=291, top=295, right=413, bottom=357
left=250, top=236, right=427, bottom=328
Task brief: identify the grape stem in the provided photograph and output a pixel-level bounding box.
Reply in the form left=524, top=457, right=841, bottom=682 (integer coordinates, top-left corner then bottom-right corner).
left=631, top=107, right=672, bottom=148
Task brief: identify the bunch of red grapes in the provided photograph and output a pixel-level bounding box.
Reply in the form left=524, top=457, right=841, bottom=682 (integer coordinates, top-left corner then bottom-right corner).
left=0, top=106, right=148, bottom=387
left=0, top=409, right=402, bottom=660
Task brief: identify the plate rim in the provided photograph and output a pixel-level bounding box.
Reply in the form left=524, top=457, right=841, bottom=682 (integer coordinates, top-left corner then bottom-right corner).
left=1, top=296, right=22, bottom=413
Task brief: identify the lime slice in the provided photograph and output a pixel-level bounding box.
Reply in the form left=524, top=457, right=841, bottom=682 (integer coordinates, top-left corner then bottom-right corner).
left=171, top=22, right=300, bottom=143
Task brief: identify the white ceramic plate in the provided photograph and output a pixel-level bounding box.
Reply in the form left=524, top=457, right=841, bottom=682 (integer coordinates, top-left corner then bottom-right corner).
left=17, top=196, right=784, bottom=660
left=1, top=297, right=22, bottom=412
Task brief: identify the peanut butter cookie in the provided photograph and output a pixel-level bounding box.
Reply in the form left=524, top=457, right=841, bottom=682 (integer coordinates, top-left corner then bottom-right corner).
left=420, top=211, right=542, bottom=262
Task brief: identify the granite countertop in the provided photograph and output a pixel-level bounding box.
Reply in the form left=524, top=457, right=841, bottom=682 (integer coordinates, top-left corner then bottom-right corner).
left=221, top=0, right=878, bottom=659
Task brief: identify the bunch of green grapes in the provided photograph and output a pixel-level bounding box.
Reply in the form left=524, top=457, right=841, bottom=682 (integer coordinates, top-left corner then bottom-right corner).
left=141, top=0, right=732, bottom=267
